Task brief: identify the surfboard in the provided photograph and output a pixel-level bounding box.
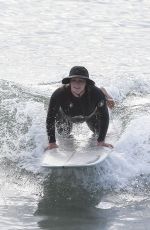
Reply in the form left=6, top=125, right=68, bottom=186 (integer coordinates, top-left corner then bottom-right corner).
left=41, top=148, right=109, bottom=168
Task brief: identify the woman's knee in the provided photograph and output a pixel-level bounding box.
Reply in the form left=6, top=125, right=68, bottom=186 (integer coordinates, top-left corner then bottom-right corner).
left=86, top=117, right=99, bottom=134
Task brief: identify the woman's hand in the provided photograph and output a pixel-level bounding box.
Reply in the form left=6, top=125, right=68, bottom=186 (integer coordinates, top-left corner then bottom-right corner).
left=97, top=141, right=114, bottom=148
left=100, top=87, right=115, bottom=109
left=44, top=143, right=59, bottom=151
left=106, top=98, right=115, bottom=109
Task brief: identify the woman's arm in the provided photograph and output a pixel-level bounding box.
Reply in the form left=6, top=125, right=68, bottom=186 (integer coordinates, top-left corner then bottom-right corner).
left=46, top=89, right=62, bottom=148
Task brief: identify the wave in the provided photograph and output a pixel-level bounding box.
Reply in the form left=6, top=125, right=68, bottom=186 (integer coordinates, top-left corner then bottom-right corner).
left=102, top=74, right=150, bottom=102
left=98, top=115, right=150, bottom=190
left=0, top=79, right=150, bottom=192
left=0, top=80, right=47, bottom=173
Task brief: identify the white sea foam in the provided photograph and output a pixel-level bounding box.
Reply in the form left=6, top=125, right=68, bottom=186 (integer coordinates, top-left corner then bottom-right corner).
left=99, top=115, right=150, bottom=190
left=15, top=101, right=48, bottom=172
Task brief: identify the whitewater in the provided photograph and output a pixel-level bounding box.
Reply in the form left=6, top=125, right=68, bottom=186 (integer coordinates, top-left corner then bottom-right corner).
left=0, top=0, right=150, bottom=229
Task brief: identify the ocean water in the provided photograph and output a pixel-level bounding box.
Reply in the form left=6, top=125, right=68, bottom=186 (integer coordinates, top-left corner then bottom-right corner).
left=0, top=0, right=150, bottom=229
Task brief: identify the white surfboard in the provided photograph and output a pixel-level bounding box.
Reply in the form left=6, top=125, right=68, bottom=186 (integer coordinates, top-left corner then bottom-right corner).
left=41, top=148, right=109, bottom=168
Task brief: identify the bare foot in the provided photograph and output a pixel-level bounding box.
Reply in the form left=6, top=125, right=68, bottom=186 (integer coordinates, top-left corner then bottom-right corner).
left=44, top=143, right=58, bottom=152
left=97, top=141, right=114, bottom=148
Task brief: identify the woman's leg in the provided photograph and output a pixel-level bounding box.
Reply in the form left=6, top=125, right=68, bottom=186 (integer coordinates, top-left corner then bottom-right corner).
left=86, top=114, right=100, bottom=135
left=86, top=108, right=109, bottom=142
left=56, top=110, right=73, bottom=136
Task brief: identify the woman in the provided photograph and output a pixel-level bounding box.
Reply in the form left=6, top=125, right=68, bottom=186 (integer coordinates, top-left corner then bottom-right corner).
left=46, top=66, right=114, bottom=150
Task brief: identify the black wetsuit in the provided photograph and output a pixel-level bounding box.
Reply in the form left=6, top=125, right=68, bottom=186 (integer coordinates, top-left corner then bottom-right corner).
left=46, top=85, right=109, bottom=143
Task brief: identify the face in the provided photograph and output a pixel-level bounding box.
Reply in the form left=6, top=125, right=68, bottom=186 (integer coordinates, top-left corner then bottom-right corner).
left=70, top=77, right=86, bottom=96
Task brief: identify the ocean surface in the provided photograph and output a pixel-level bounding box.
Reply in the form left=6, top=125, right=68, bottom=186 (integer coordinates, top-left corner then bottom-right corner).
left=0, top=0, right=150, bottom=229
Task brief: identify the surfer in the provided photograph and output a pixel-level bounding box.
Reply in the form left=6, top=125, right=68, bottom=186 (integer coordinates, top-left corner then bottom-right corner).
left=46, top=66, right=114, bottom=150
